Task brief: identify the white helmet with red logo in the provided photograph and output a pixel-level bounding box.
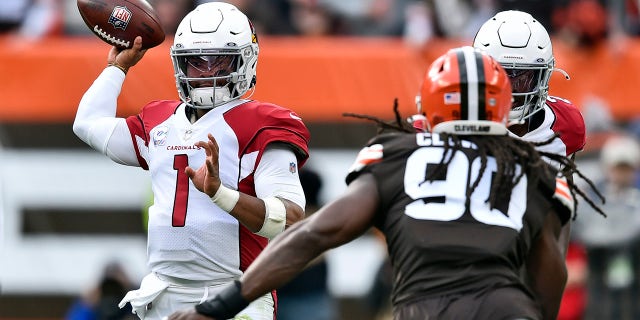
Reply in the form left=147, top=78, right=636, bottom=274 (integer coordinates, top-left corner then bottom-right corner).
left=171, top=2, right=259, bottom=109
left=473, top=10, right=554, bottom=122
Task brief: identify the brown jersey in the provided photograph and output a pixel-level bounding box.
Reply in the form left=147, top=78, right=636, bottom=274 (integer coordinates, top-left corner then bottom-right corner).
left=346, top=132, right=569, bottom=318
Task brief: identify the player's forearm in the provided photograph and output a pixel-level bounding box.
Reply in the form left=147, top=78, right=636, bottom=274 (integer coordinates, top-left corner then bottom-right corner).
left=196, top=177, right=377, bottom=318
left=527, top=215, right=567, bottom=320
left=227, top=193, right=303, bottom=238
left=531, top=263, right=566, bottom=320
left=240, top=192, right=370, bottom=300
left=557, top=223, right=571, bottom=257
left=228, top=192, right=273, bottom=232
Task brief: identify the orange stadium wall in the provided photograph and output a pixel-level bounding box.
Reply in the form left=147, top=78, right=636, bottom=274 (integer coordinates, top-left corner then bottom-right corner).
left=1, top=36, right=639, bottom=123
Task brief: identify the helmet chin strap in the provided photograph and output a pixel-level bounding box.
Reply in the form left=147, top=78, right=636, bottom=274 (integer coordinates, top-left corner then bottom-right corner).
left=507, top=101, right=530, bottom=128
left=508, top=102, right=530, bottom=123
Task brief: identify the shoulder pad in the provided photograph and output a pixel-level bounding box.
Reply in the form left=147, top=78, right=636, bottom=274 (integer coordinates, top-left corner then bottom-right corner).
left=348, top=143, right=384, bottom=174
left=547, top=97, right=586, bottom=155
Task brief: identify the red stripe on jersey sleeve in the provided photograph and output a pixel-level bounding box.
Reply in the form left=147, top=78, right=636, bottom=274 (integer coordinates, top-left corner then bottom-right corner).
left=125, top=100, right=180, bottom=170
left=225, top=101, right=310, bottom=168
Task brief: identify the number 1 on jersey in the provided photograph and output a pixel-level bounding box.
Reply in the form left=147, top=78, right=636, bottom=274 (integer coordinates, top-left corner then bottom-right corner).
left=172, top=154, right=189, bottom=227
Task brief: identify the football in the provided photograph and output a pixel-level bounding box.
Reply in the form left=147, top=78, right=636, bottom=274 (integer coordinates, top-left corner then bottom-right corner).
left=77, top=0, right=165, bottom=49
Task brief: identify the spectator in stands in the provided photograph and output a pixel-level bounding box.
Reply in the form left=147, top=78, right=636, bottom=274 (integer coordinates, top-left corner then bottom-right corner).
left=609, top=0, right=640, bottom=36
left=288, top=0, right=349, bottom=36
left=552, top=0, right=609, bottom=48
left=0, top=0, right=30, bottom=33
left=197, top=0, right=297, bottom=35
left=557, top=241, right=588, bottom=320
left=573, top=134, right=640, bottom=320
left=318, top=0, right=408, bottom=36
left=496, top=0, right=558, bottom=32
left=402, top=1, right=433, bottom=46
left=151, top=0, right=195, bottom=36
left=66, top=261, right=136, bottom=320
left=424, top=0, right=497, bottom=40
left=0, top=0, right=60, bottom=39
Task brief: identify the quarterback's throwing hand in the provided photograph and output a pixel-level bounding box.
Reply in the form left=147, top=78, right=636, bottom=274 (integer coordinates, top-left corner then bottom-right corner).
left=107, top=36, right=147, bottom=73
left=186, top=134, right=222, bottom=197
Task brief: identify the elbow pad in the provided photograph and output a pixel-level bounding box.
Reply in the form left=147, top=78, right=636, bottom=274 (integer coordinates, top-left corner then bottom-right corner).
left=256, top=197, right=286, bottom=240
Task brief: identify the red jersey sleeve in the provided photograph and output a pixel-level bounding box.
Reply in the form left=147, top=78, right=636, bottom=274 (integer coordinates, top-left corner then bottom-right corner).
left=224, top=101, right=310, bottom=168
left=125, top=100, right=181, bottom=169
left=547, top=97, right=586, bottom=155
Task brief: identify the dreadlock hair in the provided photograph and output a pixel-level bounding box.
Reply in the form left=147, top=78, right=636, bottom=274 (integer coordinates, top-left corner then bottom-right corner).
left=343, top=100, right=605, bottom=220
left=343, top=99, right=415, bottom=134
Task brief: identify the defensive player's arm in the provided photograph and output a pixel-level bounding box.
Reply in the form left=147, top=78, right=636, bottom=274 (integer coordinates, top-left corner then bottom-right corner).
left=73, top=37, right=146, bottom=166
left=557, top=153, right=579, bottom=257
left=525, top=207, right=567, bottom=320
left=168, top=173, right=380, bottom=320
left=241, top=172, right=379, bottom=296
left=554, top=173, right=574, bottom=258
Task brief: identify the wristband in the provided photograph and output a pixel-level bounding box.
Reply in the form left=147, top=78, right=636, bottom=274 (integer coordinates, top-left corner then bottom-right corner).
left=211, top=184, right=240, bottom=212
left=195, top=280, right=249, bottom=319
left=107, top=62, right=129, bottom=75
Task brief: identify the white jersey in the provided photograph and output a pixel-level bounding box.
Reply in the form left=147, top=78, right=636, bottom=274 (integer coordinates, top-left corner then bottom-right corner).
left=514, top=96, right=586, bottom=158
left=124, top=100, right=309, bottom=281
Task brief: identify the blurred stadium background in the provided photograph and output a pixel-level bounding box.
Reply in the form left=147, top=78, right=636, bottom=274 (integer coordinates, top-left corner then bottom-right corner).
left=1, top=0, right=639, bottom=319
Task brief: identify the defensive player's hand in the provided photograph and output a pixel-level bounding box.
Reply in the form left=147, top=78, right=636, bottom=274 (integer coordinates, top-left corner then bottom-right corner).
left=166, top=308, right=215, bottom=320
left=186, top=133, right=222, bottom=197
left=107, top=36, right=147, bottom=72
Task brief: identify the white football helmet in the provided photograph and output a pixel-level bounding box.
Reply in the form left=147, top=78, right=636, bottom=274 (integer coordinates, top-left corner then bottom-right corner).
left=473, top=10, right=555, bottom=122
left=171, top=2, right=259, bottom=109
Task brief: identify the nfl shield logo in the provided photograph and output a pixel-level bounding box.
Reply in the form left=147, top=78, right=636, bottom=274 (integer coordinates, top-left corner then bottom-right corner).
left=289, top=162, right=297, bottom=174
left=109, top=6, right=132, bottom=30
